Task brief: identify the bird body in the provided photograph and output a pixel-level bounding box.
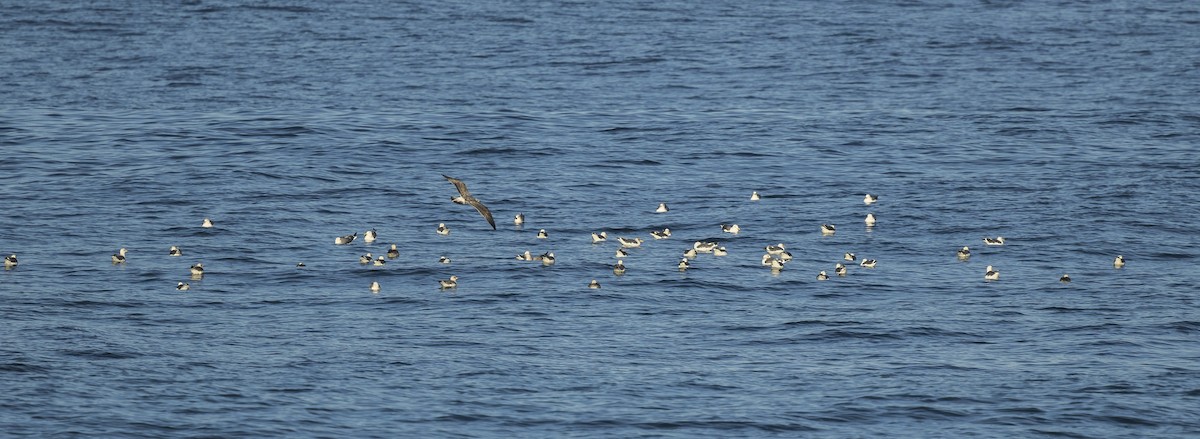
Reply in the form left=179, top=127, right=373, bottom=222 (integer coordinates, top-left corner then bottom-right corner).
left=983, top=236, right=1005, bottom=246
left=439, top=275, right=459, bottom=289
left=860, top=259, right=877, bottom=268
left=112, top=248, right=127, bottom=263
left=864, top=194, right=878, bottom=205
left=436, top=223, right=450, bottom=235
left=335, top=233, right=357, bottom=245
left=985, top=265, right=1000, bottom=280
left=370, top=281, right=381, bottom=292
left=588, top=279, right=601, bottom=289
left=176, top=282, right=189, bottom=291
left=750, top=191, right=760, bottom=201
left=1114, top=255, right=1125, bottom=268
left=656, top=203, right=669, bottom=213
left=4, top=254, right=17, bottom=268
left=364, top=229, right=377, bottom=243
left=169, top=246, right=182, bottom=257
left=591, top=231, right=607, bottom=243
left=387, top=244, right=399, bottom=259
left=722, top=224, right=740, bottom=235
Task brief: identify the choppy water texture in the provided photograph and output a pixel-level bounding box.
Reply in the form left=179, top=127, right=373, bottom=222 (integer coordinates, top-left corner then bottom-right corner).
left=2, top=0, right=1200, bottom=437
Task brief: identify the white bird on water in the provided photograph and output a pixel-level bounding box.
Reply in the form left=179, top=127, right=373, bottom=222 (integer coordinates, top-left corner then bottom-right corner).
left=5, top=254, right=18, bottom=268
left=750, top=191, right=761, bottom=201
left=112, top=248, right=128, bottom=264
left=190, top=263, right=204, bottom=276
left=844, top=252, right=856, bottom=262
left=957, top=246, right=971, bottom=259
left=516, top=250, right=534, bottom=261
left=678, top=257, right=690, bottom=270
left=514, top=213, right=524, bottom=226
left=615, top=248, right=630, bottom=258
left=443, top=175, right=497, bottom=230
left=370, top=281, right=381, bottom=292
left=693, top=241, right=718, bottom=253
left=765, top=244, right=786, bottom=255
left=722, top=224, right=740, bottom=235
left=439, top=275, right=458, bottom=289
left=985, top=265, right=1000, bottom=281
left=537, top=229, right=549, bottom=239
left=651, top=228, right=671, bottom=239
left=169, top=246, right=182, bottom=257
left=656, top=203, right=669, bottom=213
left=613, top=260, right=626, bottom=275
left=865, top=213, right=876, bottom=226
left=439, top=256, right=452, bottom=264
left=1059, top=274, right=1071, bottom=283
left=335, top=233, right=357, bottom=245
left=588, top=279, right=601, bottom=289
left=359, top=253, right=373, bottom=264
left=176, top=282, right=190, bottom=291
left=387, top=244, right=399, bottom=259
left=835, top=263, right=847, bottom=276
left=591, top=231, right=607, bottom=243
left=202, top=218, right=214, bottom=228
left=817, top=271, right=829, bottom=281
left=983, top=236, right=1005, bottom=246
left=373, top=256, right=387, bottom=266
left=618, top=237, right=644, bottom=248
left=1114, top=255, right=1125, bottom=269
left=821, top=224, right=836, bottom=235
left=364, top=228, right=377, bottom=243
left=864, top=194, right=878, bottom=205
left=860, top=259, right=877, bottom=268
left=713, top=247, right=728, bottom=256
left=436, top=223, right=450, bottom=236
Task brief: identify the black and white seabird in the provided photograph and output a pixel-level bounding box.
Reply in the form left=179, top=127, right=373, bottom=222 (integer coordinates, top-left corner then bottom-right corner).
left=177, top=282, right=190, bottom=291
left=1114, top=255, right=1125, bottom=268
left=821, top=224, right=836, bottom=235
left=957, top=246, right=971, bottom=259
left=1059, top=274, right=1071, bottom=283
left=588, top=279, right=601, bottom=289
left=860, top=259, right=877, bottom=268
left=656, top=203, right=669, bottom=213
left=985, top=265, right=1000, bottom=280
left=983, top=236, right=1005, bottom=246
left=591, top=231, right=607, bottom=243
left=863, top=194, right=878, bottom=205
left=4, top=254, right=17, bottom=268
left=722, top=224, right=740, bottom=235
left=387, top=244, right=399, bottom=259
left=335, top=233, right=357, bottom=245
left=112, top=248, right=127, bottom=263
left=443, top=175, right=496, bottom=230
left=436, top=223, right=450, bottom=236
left=439, top=275, right=458, bottom=289
left=364, top=228, right=377, bottom=243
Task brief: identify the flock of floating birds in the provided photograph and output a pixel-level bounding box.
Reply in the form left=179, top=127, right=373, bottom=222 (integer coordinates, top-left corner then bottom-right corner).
left=0, top=176, right=1129, bottom=292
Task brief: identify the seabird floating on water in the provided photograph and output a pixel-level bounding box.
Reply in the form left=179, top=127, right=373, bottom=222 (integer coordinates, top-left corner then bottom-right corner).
left=835, top=263, right=847, bottom=276
left=693, top=241, right=718, bottom=253
left=656, top=203, right=669, bottom=213
left=864, top=194, right=878, bottom=205
left=713, top=246, right=728, bottom=256
left=1059, top=274, right=1071, bottom=283
left=865, top=213, right=876, bottom=226
left=683, top=248, right=698, bottom=259
left=540, top=252, right=556, bottom=266
left=1114, top=255, right=1125, bottom=268
left=844, top=252, right=856, bottom=262
left=169, top=246, right=182, bottom=257
left=750, top=191, right=760, bottom=201
left=373, top=256, right=387, bottom=266
left=615, top=248, right=630, bottom=258
left=443, top=175, right=496, bottom=230
left=678, top=257, right=690, bottom=270
left=370, top=281, right=381, bottom=292
left=517, top=250, right=534, bottom=261
left=387, top=244, right=399, bottom=259
left=359, top=253, right=373, bottom=264
left=364, top=229, right=377, bottom=243
left=817, top=271, right=829, bottom=280
left=618, top=237, right=644, bottom=248
left=589, top=279, right=601, bottom=289
left=4, top=254, right=17, bottom=268
left=957, top=246, right=971, bottom=259
left=765, top=244, right=786, bottom=255
left=112, top=248, right=128, bottom=264
left=177, top=282, right=190, bottom=291
left=779, top=251, right=793, bottom=262
left=860, top=259, right=877, bottom=268
left=436, top=223, right=450, bottom=236
left=335, top=233, right=357, bottom=245
left=537, top=229, right=548, bottom=239
left=821, top=224, right=836, bottom=235
left=591, top=231, right=607, bottom=243
left=651, top=228, right=671, bottom=239
left=722, top=224, right=740, bottom=235
left=514, top=213, right=524, bottom=226
left=190, top=263, right=204, bottom=276
left=984, top=265, right=1000, bottom=281
left=761, top=254, right=775, bottom=266
left=296, top=262, right=306, bottom=267
left=983, top=236, right=1005, bottom=246
left=439, top=275, right=458, bottom=289
left=770, top=258, right=786, bottom=271
left=613, top=260, right=626, bottom=275
left=439, top=256, right=452, bottom=264
left=201, top=218, right=214, bottom=228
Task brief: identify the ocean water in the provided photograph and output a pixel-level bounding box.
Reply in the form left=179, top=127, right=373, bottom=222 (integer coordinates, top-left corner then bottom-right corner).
left=2, top=0, right=1199, bottom=437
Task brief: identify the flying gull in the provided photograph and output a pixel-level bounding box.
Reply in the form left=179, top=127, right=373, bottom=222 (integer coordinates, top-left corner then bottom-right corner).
left=443, top=175, right=496, bottom=230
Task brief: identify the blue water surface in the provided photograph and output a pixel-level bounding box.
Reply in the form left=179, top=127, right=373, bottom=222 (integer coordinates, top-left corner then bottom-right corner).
left=2, top=1, right=1199, bottom=437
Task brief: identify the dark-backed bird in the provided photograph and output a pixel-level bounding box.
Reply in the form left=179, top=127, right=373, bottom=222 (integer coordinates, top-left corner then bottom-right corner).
left=443, top=175, right=496, bottom=230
